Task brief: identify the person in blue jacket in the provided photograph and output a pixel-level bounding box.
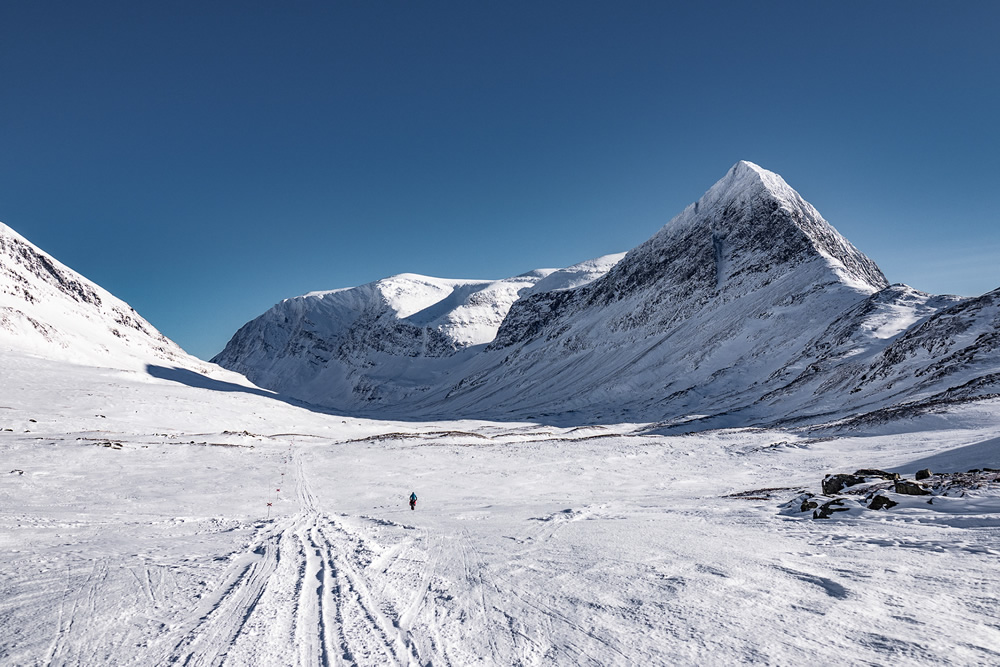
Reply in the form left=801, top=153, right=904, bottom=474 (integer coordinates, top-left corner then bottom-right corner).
left=409, top=491, right=417, bottom=510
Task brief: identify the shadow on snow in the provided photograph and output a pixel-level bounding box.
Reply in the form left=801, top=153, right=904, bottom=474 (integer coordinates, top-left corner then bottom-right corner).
left=145, top=364, right=344, bottom=417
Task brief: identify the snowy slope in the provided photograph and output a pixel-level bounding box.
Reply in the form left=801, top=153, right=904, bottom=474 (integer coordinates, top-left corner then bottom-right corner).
left=0, top=220, right=251, bottom=384
left=212, top=256, right=624, bottom=409
left=425, top=162, right=974, bottom=424
left=840, top=287, right=1000, bottom=408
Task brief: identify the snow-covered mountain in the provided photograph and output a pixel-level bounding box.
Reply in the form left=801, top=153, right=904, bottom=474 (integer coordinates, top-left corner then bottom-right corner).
left=216, top=161, right=998, bottom=426
left=432, top=160, right=895, bottom=421
left=211, top=254, right=625, bottom=408
left=0, top=220, right=223, bottom=375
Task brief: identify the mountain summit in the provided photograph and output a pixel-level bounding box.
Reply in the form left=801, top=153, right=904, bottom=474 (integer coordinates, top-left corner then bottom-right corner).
left=697, top=160, right=888, bottom=291
left=490, top=160, right=888, bottom=353
left=590, top=160, right=888, bottom=304
left=436, top=161, right=892, bottom=421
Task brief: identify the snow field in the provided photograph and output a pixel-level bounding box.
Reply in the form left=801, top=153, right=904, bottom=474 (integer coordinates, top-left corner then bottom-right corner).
left=2, top=354, right=1000, bottom=665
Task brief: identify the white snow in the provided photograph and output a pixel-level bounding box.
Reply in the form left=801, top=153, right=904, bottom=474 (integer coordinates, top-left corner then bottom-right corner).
left=2, top=350, right=999, bottom=665
left=524, top=253, right=628, bottom=295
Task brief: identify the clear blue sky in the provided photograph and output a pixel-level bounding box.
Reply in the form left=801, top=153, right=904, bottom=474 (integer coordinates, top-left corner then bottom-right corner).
left=2, top=1, right=998, bottom=360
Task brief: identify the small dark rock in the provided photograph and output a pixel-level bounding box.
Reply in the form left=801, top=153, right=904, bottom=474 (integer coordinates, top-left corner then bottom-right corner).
left=822, top=474, right=865, bottom=495
left=915, top=468, right=932, bottom=480
left=854, top=468, right=900, bottom=481
left=968, top=469, right=981, bottom=474
left=813, top=498, right=850, bottom=519
left=895, top=480, right=931, bottom=496
left=868, top=494, right=898, bottom=510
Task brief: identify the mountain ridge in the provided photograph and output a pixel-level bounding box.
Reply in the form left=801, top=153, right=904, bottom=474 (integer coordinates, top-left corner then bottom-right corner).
left=0, top=220, right=251, bottom=389
left=212, top=161, right=999, bottom=427
left=210, top=254, right=625, bottom=406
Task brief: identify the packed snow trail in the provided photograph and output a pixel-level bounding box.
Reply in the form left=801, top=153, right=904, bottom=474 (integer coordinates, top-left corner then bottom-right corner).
left=151, top=447, right=423, bottom=667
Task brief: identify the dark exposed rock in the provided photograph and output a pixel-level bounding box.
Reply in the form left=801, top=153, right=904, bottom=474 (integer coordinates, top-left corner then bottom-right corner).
left=894, top=480, right=930, bottom=495
left=779, top=493, right=820, bottom=515
left=723, top=486, right=802, bottom=500
left=915, top=468, right=932, bottom=480
left=822, top=473, right=865, bottom=495
left=813, top=498, right=850, bottom=519
left=868, top=494, right=898, bottom=510
left=854, top=468, right=900, bottom=481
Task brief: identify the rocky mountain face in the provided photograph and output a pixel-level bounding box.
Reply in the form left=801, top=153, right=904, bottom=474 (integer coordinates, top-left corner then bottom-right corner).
left=433, top=161, right=896, bottom=422
left=836, top=287, right=1000, bottom=407
left=214, top=161, right=998, bottom=426
left=0, top=221, right=218, bottom=375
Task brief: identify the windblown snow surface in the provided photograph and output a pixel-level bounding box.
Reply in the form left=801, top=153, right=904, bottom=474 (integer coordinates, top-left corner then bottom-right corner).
left=2, top=352, right=999, bottom=666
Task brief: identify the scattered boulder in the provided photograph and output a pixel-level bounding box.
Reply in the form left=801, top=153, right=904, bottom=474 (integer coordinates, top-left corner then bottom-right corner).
left=792, top=466, right=998, bottom=519
left=799, top=494, right=819, bottom=512
left=868, top=494, right=898, bottom=510
left=778, top=493, right=820, bottom=517
left=813, top=498, right=850, bottom=519
left=854, top=468, right=900, bottom=481
left=895, top=479, right=930, bottom=495
left=822, top=473, right=865, bottom=495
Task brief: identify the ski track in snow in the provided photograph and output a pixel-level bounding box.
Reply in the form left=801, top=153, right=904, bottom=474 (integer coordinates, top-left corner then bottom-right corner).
left=152, top=452, right=425, bottom=667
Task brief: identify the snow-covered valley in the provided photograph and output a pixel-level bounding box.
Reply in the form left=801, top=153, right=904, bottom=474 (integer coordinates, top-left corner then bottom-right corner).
left=2, top=352, right=999, bottom=665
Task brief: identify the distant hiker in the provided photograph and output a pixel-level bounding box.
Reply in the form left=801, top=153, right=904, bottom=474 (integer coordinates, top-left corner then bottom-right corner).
left=409, top=491, right=417, bottom=511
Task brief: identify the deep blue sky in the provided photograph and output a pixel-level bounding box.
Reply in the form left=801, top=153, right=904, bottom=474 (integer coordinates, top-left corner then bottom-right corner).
left=2, top=1, right=998, bottom=360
